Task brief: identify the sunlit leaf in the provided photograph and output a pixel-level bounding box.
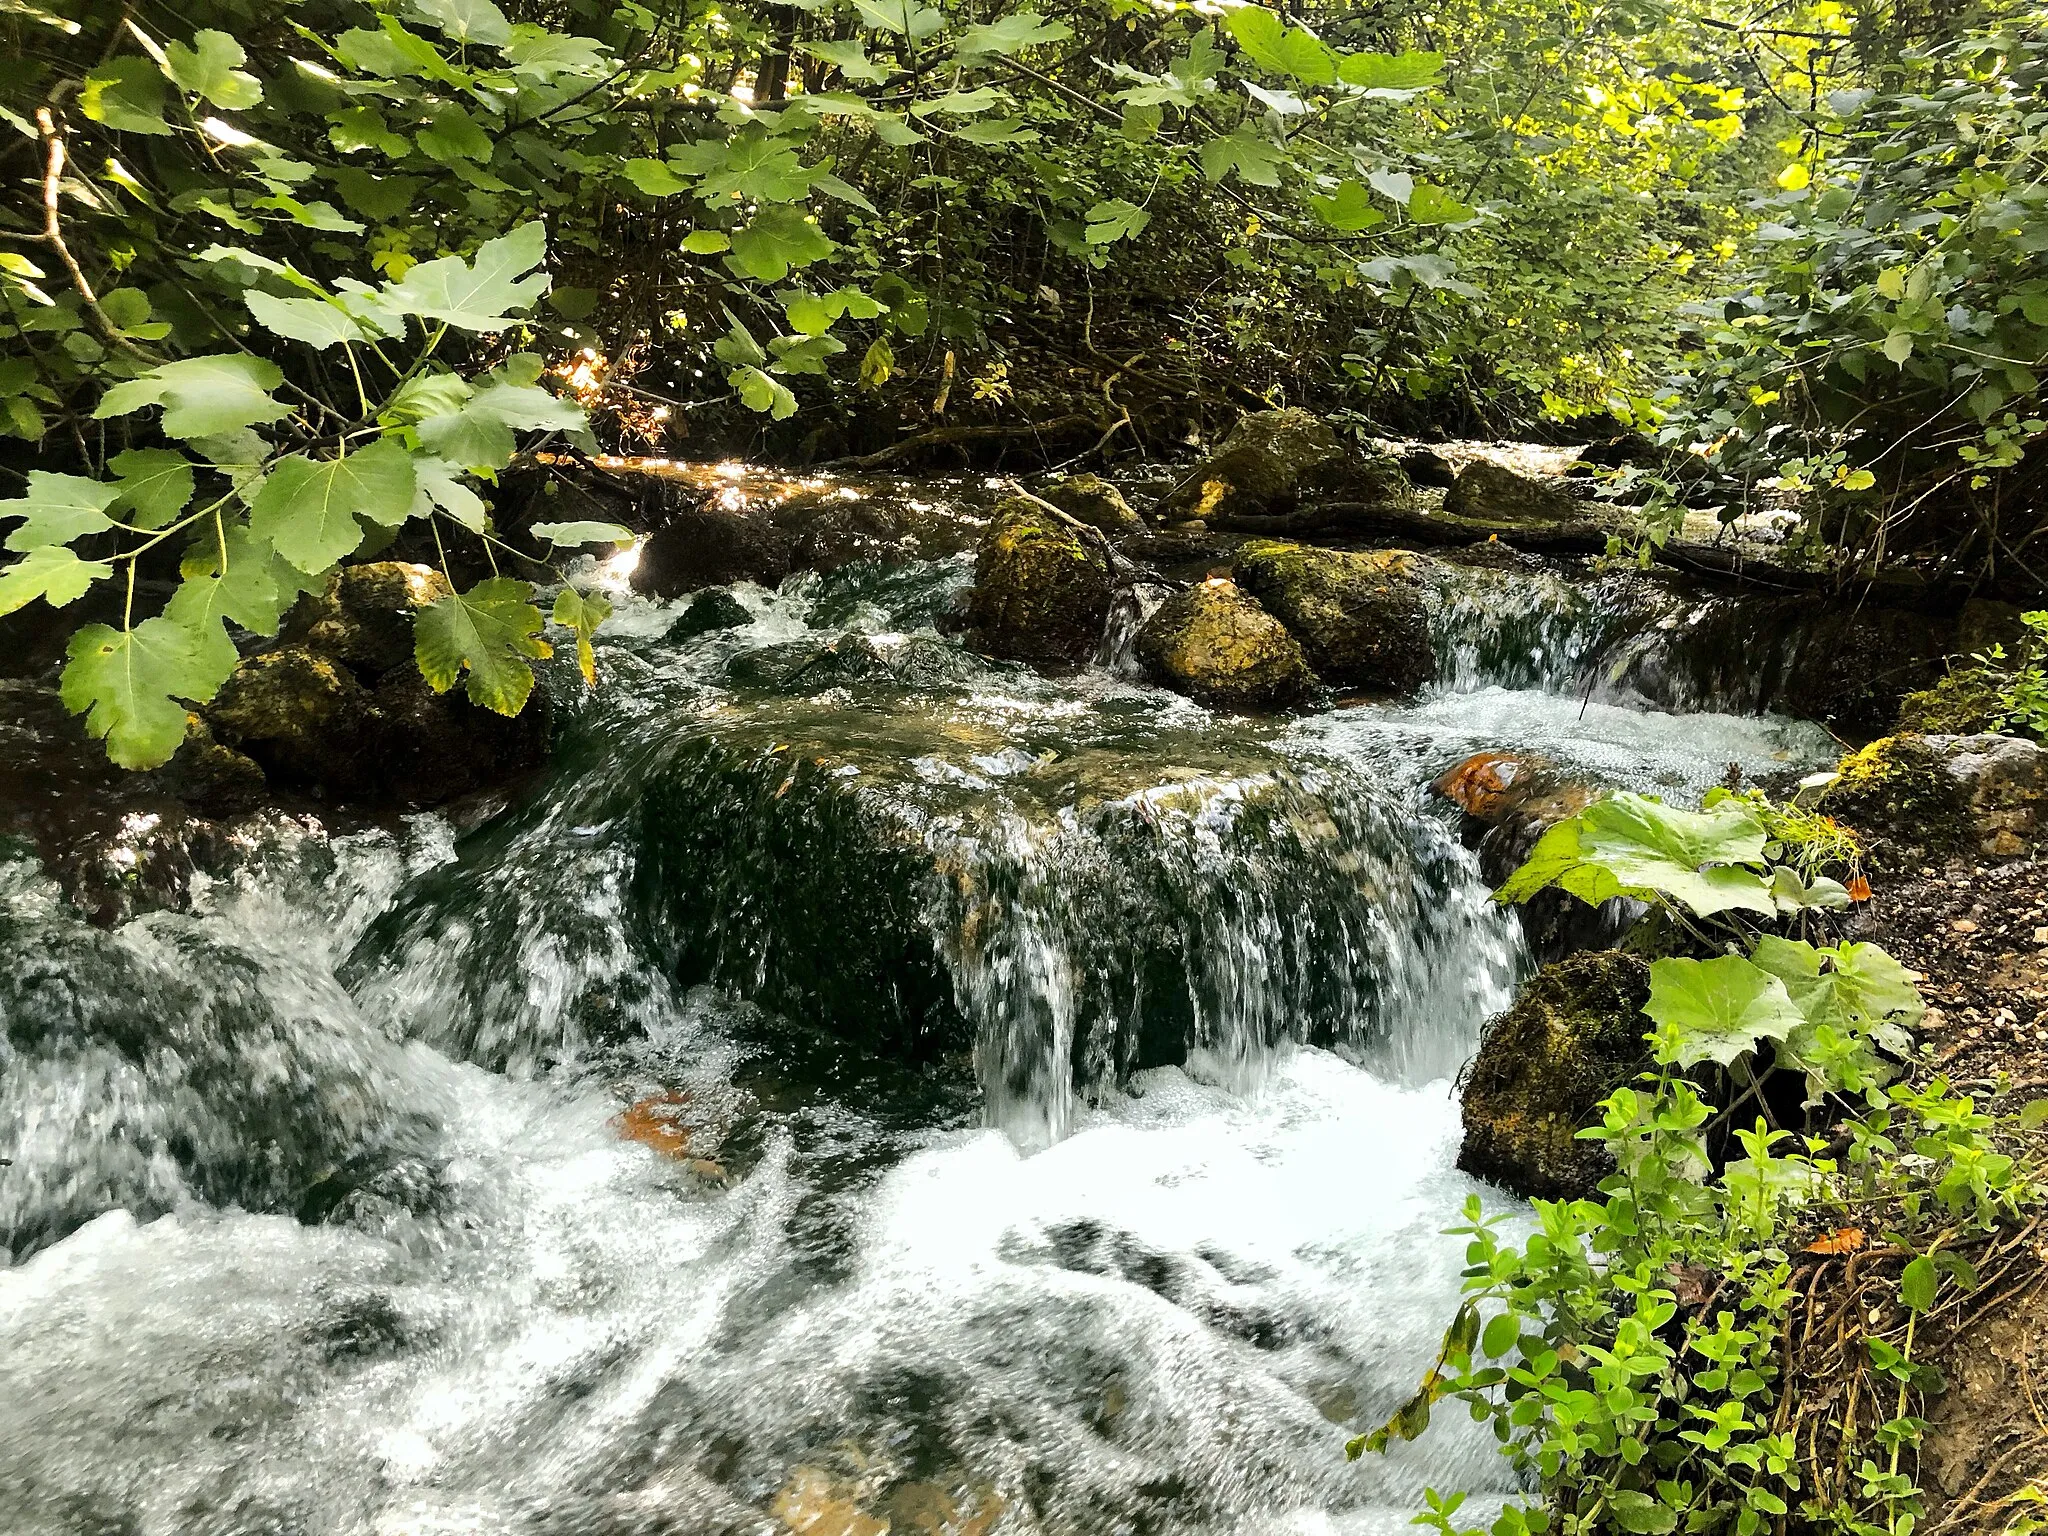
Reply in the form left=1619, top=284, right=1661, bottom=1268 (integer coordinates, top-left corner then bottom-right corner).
left=414, top=577, right=552, bottom=714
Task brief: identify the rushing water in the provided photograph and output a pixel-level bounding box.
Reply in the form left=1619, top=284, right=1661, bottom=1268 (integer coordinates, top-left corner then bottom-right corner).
left=0, top=519, right=1838, bottom=1536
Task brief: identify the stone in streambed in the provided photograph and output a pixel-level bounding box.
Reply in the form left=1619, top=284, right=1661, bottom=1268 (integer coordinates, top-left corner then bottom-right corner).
left=1039, top=473, right=1141, bottom=531
left=666, top=589, right=754, bottom=642
left=280, top=562, right=452, bottom=680
left=633, top=505, right=793, bottom=597
left=965, top=498, right=1113, bottom=663
left=1459, top=950, right=1652, bottom=1200
left=1135, top=578, right=1315, bottom=711
left=1231, top=540, right=1434, bottom=692
left=1444, top=460, right=1584, bottom=524
left=1824, top=732, right=2048, bottom=861
left=1156, top=408, right=1410, bottom=524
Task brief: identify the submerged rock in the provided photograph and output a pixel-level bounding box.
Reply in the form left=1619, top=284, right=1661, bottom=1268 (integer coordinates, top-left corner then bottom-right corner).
left=1040, top=473, right=1141, bottom=531
left=1459, top=951, right=1652, bottom=1200
left=666, top=589, right=755, bottom=642
left=966, top=498, right=1113, bottom=663
left=1825, top=732, right=2048, bottom=860
left=1444, top=460, right=1584, bottom=524
left=1135, top=579, right=1315, bottom=711
left=1231, top=541, right=1433, bottom=692
left=281, top=562, right=452, bottom=680
left=1157, top=408, right=1409, bottom=523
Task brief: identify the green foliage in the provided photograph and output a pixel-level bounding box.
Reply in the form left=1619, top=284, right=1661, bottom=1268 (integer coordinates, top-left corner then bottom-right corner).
left=1368, top=789, right=2038, bottom=1536
left=1970, top=611, right=2048, bottom=739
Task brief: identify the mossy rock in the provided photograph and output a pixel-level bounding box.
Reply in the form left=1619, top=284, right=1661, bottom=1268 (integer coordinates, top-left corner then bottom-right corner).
left=1896, top=668, right=2007, bottom=736
left=1040, top=473, right=1141, bottom=531
left=209, top=647, right=374, bottom=788
left=1231, top=540, right=1434, bottom=692
left=1443, top=460, right=1583, bottom=524
left=1820, top=733, right=1977, bottom=860
left=281, top=562, right=452, bottom=681
left=1135, top=578, right=1315, bottom=711
left=965, top=497, right=1113, bottom=663
left=1157, top=408, right=1410, bottom=523
left=1458, top=951, right=1652, bottom=1200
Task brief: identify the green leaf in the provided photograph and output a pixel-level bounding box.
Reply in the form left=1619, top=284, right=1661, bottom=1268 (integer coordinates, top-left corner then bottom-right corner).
left=410, top=0, right=514, bottom=46
left=80, top=58, right=173, bottom=136
left=730, top=364, right=798, bottom=419
left=415, top=104, right=496, bottom=164
left=414, top=577, right=551, bottom=714
left=1480, top=1310, right=1520, bottom=1360
left=1225, top=6, right=1338, bottom=85
left=699, top=131, right=816, bottom=204
left=1883, top=330, right=1914, bottom=364
left=412, top=454, right=488, bottom=531
left=1752, top=935, right=1923, bottom=1038
left=1, top=471, right=121, bottom=552
left=246, top=290, right=374, bottom=350
left=1337, top=50, right=1445, bottom=93
left=552, top=586, right=612, bottom=687
left=380, top=221, right=550, bottom=332
left=623, top=158, right=688, bottom=196
left=0, top=546, right=111, bottom=617
left=418, top=379, right=585, bottom=471
left=804, top=38, right=895, bottom=84
left=1581, top=793, right=1772, bottom=916
left=96, top=354, right=291, bottom=439
left=109, top=448, right=196, bottom=530
left=61, top=615, right=238, bottom=769
left=955, top=12, right=1073, bottom=57
left=851, top=0, right=945, bottom=39
left=164, top=29, right=263, bottom=110
left=250, top=439, right=418, bottom=573
left=1407, top=182, right=1476, bottom=225
left=1199, top=131, right=1284, bottom=188
left=1308, top=180, right=1385, bottom=232
left=530, top=521, right=634, bottom=547
left=1645, top=955, right=1807, bottom=1068
left=1900, top=1255, right=1937, bottom=1312
left=168, top=525, right=294, bottom=637
left=682, top=230, right=731, bottom=255
left=727, top=207, right=835, bottom=282
left=1085, top=199, right=1152, bottom=244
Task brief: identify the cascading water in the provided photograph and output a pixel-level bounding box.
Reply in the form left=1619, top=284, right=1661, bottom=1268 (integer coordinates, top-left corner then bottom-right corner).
left=0, top=490, right=1842, bottom=1536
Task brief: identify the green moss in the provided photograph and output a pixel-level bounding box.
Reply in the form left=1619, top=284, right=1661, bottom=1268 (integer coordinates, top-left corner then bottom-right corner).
left=1458, top=951, right=1652, bottom=1199
left=1134, top=578, right=1315, bottom=711
left=1895, top=667, right=2006, bottom=736
left=966, top=498, right=1112, bottom=662
left=1232, top=540, right=1433, bottom=691
left=1820, top=733, right=1973, bottom=858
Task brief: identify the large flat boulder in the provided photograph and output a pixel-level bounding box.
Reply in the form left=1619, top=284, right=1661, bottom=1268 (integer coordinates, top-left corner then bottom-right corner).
left=1231, top=541, right=1434, bottom=692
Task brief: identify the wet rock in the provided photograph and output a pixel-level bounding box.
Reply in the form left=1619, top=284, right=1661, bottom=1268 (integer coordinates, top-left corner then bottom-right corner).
left=1444, top=460, right=1583, bottom=523
left=729, top=633, right=984, bottom=696
left=1231, top=541, right=1434, bottom=692
left=634, top=504, right=794, bottom=597
left=666, top=590, right=754, bottom=643
left=1135, top=578, right=1315, bottom=711
left=779, top=493, right=912, bottom=573
left=280, top=562, right=451, bottom=680
left=1157, top=408, right=1409, bottom=523
left=965, top=498, right=1113, bottom=663
left=1896, top=668, right=2006, bottom=736
left=156, top=716, right=269, bottom=821
left=1039, top=473, right=1141, bottom=531
left=208, top=645, right=547, bottom=807
left=1431, top=751, right=1616, bottom=960
left=1458, top=951, right=1652, bottom=1200
left=1399, top=446, right=1457, bottom=489
left=1823, top=732, right=2048, bottom=861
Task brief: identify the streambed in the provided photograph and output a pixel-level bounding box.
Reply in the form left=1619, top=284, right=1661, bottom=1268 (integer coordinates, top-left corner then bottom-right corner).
left=0, top=520, right=1837, bottom=1535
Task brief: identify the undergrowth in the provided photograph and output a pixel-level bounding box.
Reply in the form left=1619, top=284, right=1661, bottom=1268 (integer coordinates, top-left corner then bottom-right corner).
left=1363, top=790, right=2048, bottom=1536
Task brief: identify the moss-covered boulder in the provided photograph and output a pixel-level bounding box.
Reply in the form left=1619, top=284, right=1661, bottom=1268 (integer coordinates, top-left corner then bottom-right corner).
left=1444, top=460, right=1583, bottom=524
left=280, top=562, right=451, bottom=680
left=1823, top=732, right=2048, bottom=860
left=1896, top=668, right=2006, bottom=736
left=1040, top=473, right=1141, bottom=531
left=1135, top=578, right=1315, bottom=711
left=209, top=647, right=375, bottom=790
left=1459, top=951, right=1652, bottom=1200
left=1231, top=540, right=1435, bottom=692
left=966, top=498, right=1113, bottom=663
left=1157, top=408, right=1410, bottom=523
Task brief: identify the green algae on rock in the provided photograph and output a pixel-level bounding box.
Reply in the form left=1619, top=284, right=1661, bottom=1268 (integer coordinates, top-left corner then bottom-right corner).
left=1231, top=540, right=1434, bottom=692
left=1895, top=667, right=2009, bottom=738
left=1156, top=408, right=1410, bottom=524
left=1038, top=473, right=1141, bottom=531
left=965, top=498, right=1113, bottom=663
left=1134, top=578, right=1315, bottom=711
left=1458, top=950, right=1653, bottom=1200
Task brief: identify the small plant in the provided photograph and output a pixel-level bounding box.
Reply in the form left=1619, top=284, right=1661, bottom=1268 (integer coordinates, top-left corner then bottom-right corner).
left=1359, top=789, right=2042, bottom=1536
left=1972, top=611, right=2048, bottom=740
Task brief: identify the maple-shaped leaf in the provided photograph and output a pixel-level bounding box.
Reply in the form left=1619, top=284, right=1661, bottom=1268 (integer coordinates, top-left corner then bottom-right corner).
left=167, top=525, right=297, bottom=637
left=379, top=221, right=551, bottom=332
left=726, top=207, right=836, bottom=282
left=0, top=546, right=112, bottom=617
left=1645, top=955, right=1806, bottom=1069
left=109, top=448, right=196, bottom=530
left=414, top=577, right=552, bottom=714
left=1, top=471, right=121, bottom=552
left=61, top=614, right=239, bottom=769
left=96, top=354, right=291, bottom=438
left=164, top=29, right=264, bottom=110
left=250, top=439, right=418, bottom=574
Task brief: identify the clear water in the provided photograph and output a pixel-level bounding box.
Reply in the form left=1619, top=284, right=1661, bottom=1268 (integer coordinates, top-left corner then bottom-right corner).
left=0, top=530, right=1838, bottom=1535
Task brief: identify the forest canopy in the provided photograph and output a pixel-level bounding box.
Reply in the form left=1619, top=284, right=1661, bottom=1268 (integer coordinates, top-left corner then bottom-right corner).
left=2, top=0, right=2042, bottom=765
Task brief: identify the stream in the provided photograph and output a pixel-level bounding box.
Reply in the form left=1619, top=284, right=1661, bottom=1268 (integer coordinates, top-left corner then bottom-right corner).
left=0, top=490, right=1839, bottom=1536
